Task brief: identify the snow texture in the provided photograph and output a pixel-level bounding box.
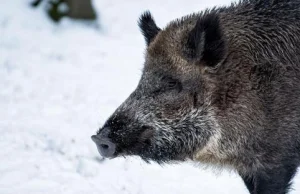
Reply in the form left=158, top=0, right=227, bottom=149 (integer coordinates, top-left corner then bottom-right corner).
left=0, top=0, right=299, bottom=194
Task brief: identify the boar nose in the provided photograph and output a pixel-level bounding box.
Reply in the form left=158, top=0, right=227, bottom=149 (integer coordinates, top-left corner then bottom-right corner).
left=91, top=127, right=116, bottom=158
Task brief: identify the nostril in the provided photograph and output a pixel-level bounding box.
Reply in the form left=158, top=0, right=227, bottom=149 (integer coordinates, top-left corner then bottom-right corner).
left=100, top=144, right=109, bottom=149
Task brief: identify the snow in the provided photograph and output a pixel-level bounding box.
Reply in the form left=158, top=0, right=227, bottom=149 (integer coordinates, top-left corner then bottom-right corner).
left=0, top=0, right=299, bottom=194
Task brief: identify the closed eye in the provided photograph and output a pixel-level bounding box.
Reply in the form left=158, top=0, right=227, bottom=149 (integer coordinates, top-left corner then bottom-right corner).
left=152, top=75, right=182, bottom=95
left=162, top=76, right=182, bottom=92
left=167, top=80, right=179, bottom=89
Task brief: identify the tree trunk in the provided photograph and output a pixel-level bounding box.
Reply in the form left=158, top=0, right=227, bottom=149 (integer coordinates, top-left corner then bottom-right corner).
left=30, top=0, right=97, bottom=22
left=66, top=0, right=97, bottom=20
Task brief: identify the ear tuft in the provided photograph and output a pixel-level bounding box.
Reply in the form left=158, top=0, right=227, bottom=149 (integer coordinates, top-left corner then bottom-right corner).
left=138, top=11, right=161, bottom=46
left=187, top=12, right=226, bottom=67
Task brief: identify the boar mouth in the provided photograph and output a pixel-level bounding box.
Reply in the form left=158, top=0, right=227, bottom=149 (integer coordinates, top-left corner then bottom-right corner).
left=115, top=126, right=155, bottom=158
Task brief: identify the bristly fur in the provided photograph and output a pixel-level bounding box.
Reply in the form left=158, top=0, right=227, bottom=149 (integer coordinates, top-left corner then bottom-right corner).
left=138, top=11, right=161, bottom=46
left=94, top=1, right=300, bottom=194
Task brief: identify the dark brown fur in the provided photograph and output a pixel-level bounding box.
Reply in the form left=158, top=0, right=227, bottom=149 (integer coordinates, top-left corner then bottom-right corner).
left=93, top=1, right=300, bottom=193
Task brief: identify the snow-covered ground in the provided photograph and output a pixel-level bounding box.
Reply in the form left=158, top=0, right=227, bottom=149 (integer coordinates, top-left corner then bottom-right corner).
left=1, top=0, right=300, bottom=194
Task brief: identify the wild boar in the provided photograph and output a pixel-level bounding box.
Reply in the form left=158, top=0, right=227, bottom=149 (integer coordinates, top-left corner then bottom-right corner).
left=92, top=1, right=300, bottom=193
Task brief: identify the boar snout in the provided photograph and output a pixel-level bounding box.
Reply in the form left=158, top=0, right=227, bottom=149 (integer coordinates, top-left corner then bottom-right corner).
left=91, top=127, right=116, bottom=158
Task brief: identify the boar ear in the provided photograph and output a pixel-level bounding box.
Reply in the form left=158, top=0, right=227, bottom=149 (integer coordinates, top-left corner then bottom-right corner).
left=187, top=13, right=225, bottom=67
left=138, top=11, right=161, bottom=46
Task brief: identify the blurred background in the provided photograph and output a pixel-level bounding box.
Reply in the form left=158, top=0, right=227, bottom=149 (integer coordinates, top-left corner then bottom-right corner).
left=1, top=0, right=299, bottom=194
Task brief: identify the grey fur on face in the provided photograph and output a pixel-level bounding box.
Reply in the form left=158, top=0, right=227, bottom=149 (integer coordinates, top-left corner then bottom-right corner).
left=93, top=1, right=300, bottom=193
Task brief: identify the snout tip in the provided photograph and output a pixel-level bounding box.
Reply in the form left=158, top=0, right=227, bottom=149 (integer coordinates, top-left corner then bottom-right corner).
left=91, top=133, right=116, bottom=158
left=91, top=135, right=98, bottom=143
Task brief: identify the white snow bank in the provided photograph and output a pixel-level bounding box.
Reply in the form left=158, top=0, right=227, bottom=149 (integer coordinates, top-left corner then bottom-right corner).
left=0, top=0, right=299, bottom=194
